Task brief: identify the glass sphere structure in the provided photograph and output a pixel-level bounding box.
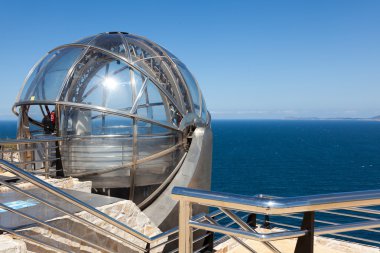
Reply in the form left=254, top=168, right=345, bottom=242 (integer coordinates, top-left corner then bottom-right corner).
left=14, top=32, right=210, bottom=206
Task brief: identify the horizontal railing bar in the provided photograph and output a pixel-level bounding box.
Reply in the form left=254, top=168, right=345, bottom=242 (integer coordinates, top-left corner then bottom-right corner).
left=259, top=219, right=299, bottom=229
left=31, top=170, right=63, bottom=175
left=66, top=133, right=176, bottom=139
left=172, top=187, right=380, bottom=215
left=320, top=210, right=380, bottom=221
left=0, top=225, right=66, bottom=253
left=329, top=232, right=380, bottom=245
left=314, top=220, right=380, bottom=235
left=69, top=143, right=182, bottom=177
left=257, top=218, right=380, bottom=247
left=282, top=213, right=380, bottom=233
left=194, top=244, right=210, bottom=253
left=0, top=180, right=145, bottom=251
left=213, top=235, right=231, bottom=247
left=344, top=207, right=380, bottom=215
left=0, top=147, right=58, bottom=153
left=14, top=100, right=182, bottom=132
left=204, top=215, right=257, bottom=253
left=193, top=232, right=211, bottom=244
left=189, top=220, right=307, bottom=242
left=259, top=219, right=380, bottom=246
left=0, top=138, right=63, bottom=144
left=167, top=248, right=179, bottom=253
left=13, top=159, right=59, bottom=165
left=150, top=236, right=179, bottom=250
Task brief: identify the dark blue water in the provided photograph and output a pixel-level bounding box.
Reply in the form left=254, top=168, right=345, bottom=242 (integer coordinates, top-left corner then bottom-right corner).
left=212, top=120, right=380, bottom=195
left=0, top=121, right=17, bottom=139
left=211, top=120, right=380, bottom=245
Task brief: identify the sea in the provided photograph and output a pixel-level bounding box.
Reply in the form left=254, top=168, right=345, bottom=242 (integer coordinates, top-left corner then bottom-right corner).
left=1, top=119, right=379, bottom=244
left=211, top=119, right=380, bottom=195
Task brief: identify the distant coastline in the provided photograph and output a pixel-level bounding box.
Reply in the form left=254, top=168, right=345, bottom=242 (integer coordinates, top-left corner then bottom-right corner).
left=283, top=115, right=380, bottom=121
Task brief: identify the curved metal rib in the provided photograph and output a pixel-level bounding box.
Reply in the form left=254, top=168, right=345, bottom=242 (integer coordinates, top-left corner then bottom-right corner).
left=47, top=43, right=185, bottom=117
left=13, top=100, right=181, bottom=132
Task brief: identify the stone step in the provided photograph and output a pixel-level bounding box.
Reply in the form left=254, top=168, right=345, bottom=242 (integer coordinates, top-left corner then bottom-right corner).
left=19, top=200, right=163, bottom=253
left=0, top=176, right=166, bottom=253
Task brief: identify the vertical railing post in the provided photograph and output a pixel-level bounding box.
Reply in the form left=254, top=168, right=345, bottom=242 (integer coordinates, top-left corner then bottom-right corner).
left=145, top=242, right=150, bottom=253
left=294, top=211, right=315, bottom=253
left=179, top=200, right=193, bottom=253
left=263, top=214, right=271, bottom=229
left=247, top=213, right=257, bottom=228
left=44, top=142, right=49, bottom=179
left=201, top=231, right=214, bottom=253
left=55, top=140, right=64, bottom=177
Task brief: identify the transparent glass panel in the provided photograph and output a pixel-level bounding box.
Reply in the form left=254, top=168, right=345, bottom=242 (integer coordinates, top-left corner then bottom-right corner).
left=20, top=47, right=84, bottom=102
left=60, top=107, right=133, bottom=136
left=175, top=60, right=201, bottom=116
left=124, top=34, right=192, bottom=114
left=201, top=95, right=208, bottom=122
left=59, top=107, right=134, bottom=181
left=90, top=33, right=127, bottom=58
left=74, top=35, right=98, bottom=44
left=60, top=134, right=133, bottom=182
left=25, top=105, right=55, bottom=136
left=63, top=48, right=134, bottom=110
left=58, top=106, right=184, bottom=201
left=133, top=120, right=184, bottom=204
left=133, top=148, right=184, bottom=205
left=132, top=70, right=145, bottom=100
left=134, top=80, right=174, bottom=124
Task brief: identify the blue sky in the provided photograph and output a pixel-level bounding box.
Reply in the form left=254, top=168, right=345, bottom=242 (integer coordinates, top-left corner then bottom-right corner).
left=0, top=1, right=379, bottom=119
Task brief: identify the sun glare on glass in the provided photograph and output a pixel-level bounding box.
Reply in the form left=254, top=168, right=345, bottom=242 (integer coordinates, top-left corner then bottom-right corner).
left=103, top=77, right=118, bottom=90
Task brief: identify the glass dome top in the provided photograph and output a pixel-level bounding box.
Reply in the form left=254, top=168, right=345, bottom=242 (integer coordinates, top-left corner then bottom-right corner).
left=16, top=32, right=209, bottom=128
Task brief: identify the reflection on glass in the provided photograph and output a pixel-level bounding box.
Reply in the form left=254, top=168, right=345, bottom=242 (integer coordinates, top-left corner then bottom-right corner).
left=20, top=47, right=84, bottom=102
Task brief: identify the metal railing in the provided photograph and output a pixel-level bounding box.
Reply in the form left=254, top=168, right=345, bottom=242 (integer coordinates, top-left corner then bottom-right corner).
left=0, top=137, right=63, bottom=178
left=0, top=160, right=219, bottom=252
left=172, top=187, right=380, bottom=253
left=2, top=157, right=380, bottom=252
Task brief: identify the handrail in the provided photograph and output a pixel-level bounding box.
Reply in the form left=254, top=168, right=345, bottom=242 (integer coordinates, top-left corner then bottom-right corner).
left=2, top=158, right=379, bottom=252
left=172, top=187, right=380, bottom=253
left=0, top=137, right=64, bottom=145
left=172, top=187, right=380, bottom=214
left=0, top=163, right=222, bottom=252
left=0, top=160, right=151, bottom=245
left=0, top=180, right=146, bottom=251
left=0, top=159, right=216, bottom=252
